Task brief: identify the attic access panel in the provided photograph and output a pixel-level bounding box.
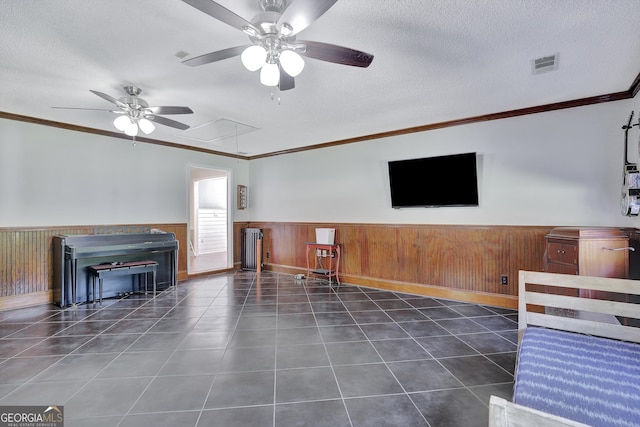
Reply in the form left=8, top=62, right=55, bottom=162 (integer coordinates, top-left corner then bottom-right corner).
left=178, top=118, right=258, bottom=143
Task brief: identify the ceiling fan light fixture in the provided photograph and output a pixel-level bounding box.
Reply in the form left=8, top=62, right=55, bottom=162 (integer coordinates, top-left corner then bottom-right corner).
left=113, top=114, right=131, bottom=132
left=241, top=45, right=267, bottom=71
left=124, top=121, right=139, bottom=137
left=138, top=118, right=156, bottom=135
left=279, top=49, right=304, bottom=77
left=260, top=62, right=280, bottom=86
left=181, top=0, right=375, bottom=92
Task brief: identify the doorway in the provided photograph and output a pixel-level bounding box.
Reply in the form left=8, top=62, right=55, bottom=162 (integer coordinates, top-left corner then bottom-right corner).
left=188, top=166, right=231, bottom=274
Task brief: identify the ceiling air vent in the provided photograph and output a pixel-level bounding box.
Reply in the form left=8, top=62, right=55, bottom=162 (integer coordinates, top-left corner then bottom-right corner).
left=532, top=53, right=559, bottom=74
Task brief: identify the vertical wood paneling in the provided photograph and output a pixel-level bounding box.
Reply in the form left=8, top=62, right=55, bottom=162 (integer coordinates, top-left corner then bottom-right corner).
left=339, top=225, right=359, bottom=278
left=241, top=222, right=556, bottom=300
left=2, top=232, right=8, bottom=296
left=152, top=224, right=188, bottom=280
left=508, top=228, right=550, bottom=295
left=233, top=222, right=250, bottom=265
left=2, top=222, right=556, bottom=309
left=366, top=226, right=397, bottom=281
left=0, top=223, right=189, bottom=309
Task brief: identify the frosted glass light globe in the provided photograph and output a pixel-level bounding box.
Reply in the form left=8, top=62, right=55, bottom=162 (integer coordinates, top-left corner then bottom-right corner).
left=279, top=50, right=304, bottom=77
left=241, top=45, right=267, bottom=72
left=260, top=62, right=280, bottom=86
left=138, top=118, right=155, bottom=135
left=113, top=115, right=131, bottom=132
left=124, top=121, right=138, bottom=136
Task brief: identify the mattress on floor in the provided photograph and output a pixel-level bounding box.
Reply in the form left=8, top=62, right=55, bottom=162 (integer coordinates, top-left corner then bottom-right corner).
left=513, top=327, right=640, bottom=427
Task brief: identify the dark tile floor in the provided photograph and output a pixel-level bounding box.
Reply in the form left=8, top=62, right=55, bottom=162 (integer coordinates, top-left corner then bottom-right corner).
left=0, top=271, right=517, bottom=427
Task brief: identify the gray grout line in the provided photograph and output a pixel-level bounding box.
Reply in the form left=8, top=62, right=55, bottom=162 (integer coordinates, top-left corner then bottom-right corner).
left=344, top=291, right=435, bottom=427
left=0, top=270, right=519, bottom=425
left=272, top=272, right=279, bottom=427
left=195, top=270, right=250, bottom=427
left=60, top=289, right=189, bottom=424
left=303, top=278, right=355, bottom=427
left=365, top=289, right=513, bottom=412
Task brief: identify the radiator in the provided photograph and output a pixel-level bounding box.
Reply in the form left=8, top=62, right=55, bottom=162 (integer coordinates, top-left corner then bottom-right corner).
left=241, top=228, right=263, bottom=270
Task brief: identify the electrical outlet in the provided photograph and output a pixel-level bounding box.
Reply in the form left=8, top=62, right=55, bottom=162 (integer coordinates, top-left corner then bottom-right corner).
left=500, top=275, right=508, bottom=285
left=266, top=251, right=271, bottom=259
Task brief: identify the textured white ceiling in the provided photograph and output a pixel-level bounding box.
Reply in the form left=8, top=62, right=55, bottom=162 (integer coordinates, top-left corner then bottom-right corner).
left=1, top=0, right=640, bottom=156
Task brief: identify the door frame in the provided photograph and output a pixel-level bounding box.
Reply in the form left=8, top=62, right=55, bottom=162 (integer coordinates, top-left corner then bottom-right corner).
left=187, top=164, right=234, bottom=274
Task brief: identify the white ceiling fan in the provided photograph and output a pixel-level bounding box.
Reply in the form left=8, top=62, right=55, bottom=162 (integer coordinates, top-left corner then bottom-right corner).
left=54, top=86, right=193, bottom=137
left=181, top=0, right=374, bottom=90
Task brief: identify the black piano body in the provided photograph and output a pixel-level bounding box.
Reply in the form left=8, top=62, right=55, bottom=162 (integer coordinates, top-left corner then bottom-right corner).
left=53, top=232, right=179, bottom=307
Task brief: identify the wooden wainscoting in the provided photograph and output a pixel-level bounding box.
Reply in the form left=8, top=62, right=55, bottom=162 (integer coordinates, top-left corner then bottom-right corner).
left=0, top=223, right=187, bottom=310
left=234, top=222, right=554, bottom=308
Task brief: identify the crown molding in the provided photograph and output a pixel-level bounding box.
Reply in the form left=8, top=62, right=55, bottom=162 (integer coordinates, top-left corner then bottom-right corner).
left=2, top=72, right=638, bottom=161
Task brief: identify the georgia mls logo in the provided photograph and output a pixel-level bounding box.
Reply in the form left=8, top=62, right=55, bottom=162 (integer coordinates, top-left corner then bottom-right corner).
left=0, top=405, right=64, bottom=427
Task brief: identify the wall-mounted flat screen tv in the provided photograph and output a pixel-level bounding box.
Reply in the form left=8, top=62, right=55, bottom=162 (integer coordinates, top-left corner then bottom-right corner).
left=388, top=152, right=479, bottom=208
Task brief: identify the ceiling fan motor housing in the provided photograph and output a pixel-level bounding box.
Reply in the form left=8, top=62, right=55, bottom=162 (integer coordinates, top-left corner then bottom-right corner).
left=250, top=11, right=281, bottom=37
left=259, top=0, right=285, bottom=13
left=118, top=86, right=148, bottom=110
left=123, top=85, right=142, bottom=97
left=120, top=99, right=148, bottom=112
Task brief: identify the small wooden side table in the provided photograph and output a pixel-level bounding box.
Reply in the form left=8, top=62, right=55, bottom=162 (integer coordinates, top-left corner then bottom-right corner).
left=305, top=242, right=341, bottom=287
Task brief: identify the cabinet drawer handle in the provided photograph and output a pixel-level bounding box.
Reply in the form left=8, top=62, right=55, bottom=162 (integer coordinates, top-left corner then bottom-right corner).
left=602, top=246, right=635, bottom=251
left=556, top=250, right=566, bottom=254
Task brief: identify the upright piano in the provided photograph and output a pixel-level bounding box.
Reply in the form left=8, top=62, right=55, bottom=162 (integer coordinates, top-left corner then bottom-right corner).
left=53, top=232, right=179, bottom=307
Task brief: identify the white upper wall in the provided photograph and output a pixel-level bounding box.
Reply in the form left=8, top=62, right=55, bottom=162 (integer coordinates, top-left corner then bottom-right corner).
left=2, top=95, right=639, bottom=228
left=248, top=97, right=640, bottom=226
left=0, top=118, right=250, bottom=227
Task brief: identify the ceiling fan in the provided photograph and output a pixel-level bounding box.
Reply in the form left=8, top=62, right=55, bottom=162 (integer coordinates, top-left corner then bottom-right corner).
left=53, top=86, right=193, bottom=136
left=181, top=0, right=374, bottom=90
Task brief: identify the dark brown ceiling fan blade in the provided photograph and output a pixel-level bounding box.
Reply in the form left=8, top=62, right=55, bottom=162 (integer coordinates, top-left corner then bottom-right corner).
left=182, top=0, right=260, bottom=34
left=277, top=0, right=337, bottom=36
left=278, top=65, right=295, bottom=91
left=299, top=40, right=374, bottom=67
left=147, top=115, right=190, bottom=130
left=89, top=90, right=129, bottom=109
left=51, top=107, right=115, bottom=112
left=146, top=106, right=194, bottom=115
left=182, top=45, right=249, bottom=67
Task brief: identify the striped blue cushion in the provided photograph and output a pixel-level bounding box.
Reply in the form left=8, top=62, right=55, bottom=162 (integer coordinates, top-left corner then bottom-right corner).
left=513, top=327, right=640, bottom=427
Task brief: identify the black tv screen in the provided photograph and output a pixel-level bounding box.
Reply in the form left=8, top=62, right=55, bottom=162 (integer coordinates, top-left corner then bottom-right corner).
left=388, top=152, right=479, bottom=208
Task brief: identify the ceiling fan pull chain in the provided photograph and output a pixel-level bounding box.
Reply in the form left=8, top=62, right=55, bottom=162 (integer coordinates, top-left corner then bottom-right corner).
left=269, top=91, right=281, bottom=105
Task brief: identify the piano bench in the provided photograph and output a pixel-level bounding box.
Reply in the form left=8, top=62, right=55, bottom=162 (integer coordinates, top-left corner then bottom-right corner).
left=88, top=260, right=158, bottom=304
